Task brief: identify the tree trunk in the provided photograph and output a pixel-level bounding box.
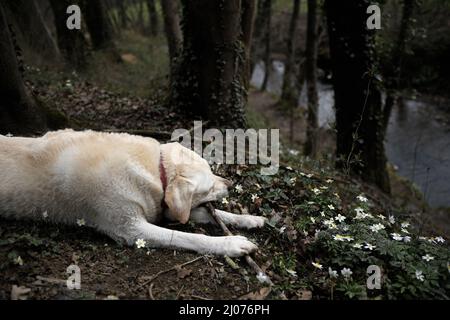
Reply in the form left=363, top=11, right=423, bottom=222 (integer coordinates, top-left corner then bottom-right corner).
left=325, top=0, right=390, bottom=193
left=304, top=0, right=319, bottom=158
left=383, top=0, right=415, bottom=132
left=3, top=0, right=60, bottom=61
left=160, top=0, right=182, bottom=69
left=0, top=4, right=47, bottom=134
left=280, top=0, right=301, bottom=105
left=84, top=0, right=115, bottom=50
left=172, top=0, right=251, bottom=128
left=261, top=0, right=272, bottom=91
left=241, top=0, right=257, bottom=90
left=147, top=0, right=159, bottom=36
left=49, top=0, right=87, bottom=69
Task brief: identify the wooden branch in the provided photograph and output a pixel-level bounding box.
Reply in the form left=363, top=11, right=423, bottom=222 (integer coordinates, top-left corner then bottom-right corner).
left=205, top=203, right=273, bottom=285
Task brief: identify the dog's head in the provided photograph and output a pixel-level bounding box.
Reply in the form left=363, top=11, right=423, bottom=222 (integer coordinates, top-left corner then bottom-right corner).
left=161, top=142, right=232, bottom=224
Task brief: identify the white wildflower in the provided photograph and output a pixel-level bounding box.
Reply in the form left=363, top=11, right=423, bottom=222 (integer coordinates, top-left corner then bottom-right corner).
left=328, top=267, right=338, bottom=278
left=341, top=268, right=353, bottom=278
left=401, top=228, right=410, bottom=234
left=352, top=243, right=363, bottom=249
left=14, top=256, right=24, bottom=266
left=234, top=184, right=243, bottom=193
left=334, top=214, right=346, bottom=223
left=422, top=254, right=434, bottom=262
left=415, top=270, right=425, bottom=282
left=327, top=204, right=335, bottom=210
left=312, top=188, right=321, bottom=195
left=391, top=233, right=403, bottom=241
left=251, top=194, right=259, bottom=202
left=42, top=211, right=48, bottom=219
left=369, top=223, right=385, bottom=233
left=401, top=222, right=410, bottom=228
left=310, top=217, right=316, bottom=224
left=326, top=179, right=334, bottom=184
left=403, top=236, right=411, bottom=243
left=434, top=236, right=445, bottom=243
left=286, top=269, right=298, bottom=277
left=76, top=218, right=85, bottom=227
left=312, top=262, right=323, bottom=270
left=135, top=239, right=146, bottom=249
left=221, top=198, right=229, bottom=205
left=357, top=195, right=368, bottom=203
left=388, top=215, right=396, bottom=224
left=290, top=177, right=297, bottom=185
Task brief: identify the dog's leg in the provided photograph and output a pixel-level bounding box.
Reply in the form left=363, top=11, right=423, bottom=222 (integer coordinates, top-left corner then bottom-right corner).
left=190, top=207, right=267, bottom=229
left=126, top=219, right=258, bottom=257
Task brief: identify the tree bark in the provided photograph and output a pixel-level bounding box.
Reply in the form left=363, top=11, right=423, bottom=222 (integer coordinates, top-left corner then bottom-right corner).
left=49, top=0, right=87, bottom=69
left=304, top=0, right=319, bottom=158
left=261, top=0, right=272, bottom=91
left=383, top=0, right=415, bottom=132
left=160, top=0, right=182, bottom=69
left=147, top=0, right=159, bottom=36
left=84, top=0, right=115, bottom=50
left=325, top=0, right=390, bottom=193
left=0, top=4, right=47, bottom=134
left=3, top=0, right=60, bottom=61
left=241, top=0, right=257, bottom=90
left=280, top=0, right=301, bottom=105
left=172, top=0, right=252, bottom=128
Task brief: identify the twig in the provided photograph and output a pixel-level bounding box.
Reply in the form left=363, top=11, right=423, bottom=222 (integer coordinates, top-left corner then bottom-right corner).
left=148, top=283, right=155, bottom=300
left=205, top=203, right=273, bottom=286
left=191, top=295, right=212, bottom=300
left=136, top=255, right=204, bottom=290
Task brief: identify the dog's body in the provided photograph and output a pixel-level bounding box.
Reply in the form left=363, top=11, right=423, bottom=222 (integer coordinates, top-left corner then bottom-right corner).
left=0, top=130, right=265, bottom=257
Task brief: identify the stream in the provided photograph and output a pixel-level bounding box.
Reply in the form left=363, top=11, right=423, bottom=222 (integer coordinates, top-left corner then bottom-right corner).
left=251, top=61, right=450, bottom=208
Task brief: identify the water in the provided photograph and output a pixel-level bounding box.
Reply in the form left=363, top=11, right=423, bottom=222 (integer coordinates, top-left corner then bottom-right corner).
left=251, top=61, right=450, bottom=208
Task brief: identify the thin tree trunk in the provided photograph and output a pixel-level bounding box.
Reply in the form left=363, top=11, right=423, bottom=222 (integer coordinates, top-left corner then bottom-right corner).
left=383, top=0, right=415, bottom=132
left=280, top=0, right=301, bottom=104
left=261, top=0, right=272, bottom=91
left=241, top=0, right=257, bottom=91
left=304, top=0, right=319, bottom=157
left=172, top=0, right=251, bottom=128
left=84, top=0, right=115, bottom=50
left=4, top=0, right=60, bottom=61
left=160, top=0, right=182, bottom=70
left=49, top=0, right=87, bottom=69
left=325, top=0, right=390, bottom=193
left=0, top=4, right=47, bottom=134
left=147, top=0, right=159, bottom=36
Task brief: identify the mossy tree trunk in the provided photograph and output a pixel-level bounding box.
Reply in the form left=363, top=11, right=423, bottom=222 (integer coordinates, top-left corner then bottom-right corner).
left=84, top=0, right=115, bottom=50
left=3, top=0, right=60, bottom=61
left=304, top=0, right=319, bottom=158
left=325, top=0, right=390, bottom=193
left=49, top=0, right=87, bottom=69
left=161, top=0, right=182, bottom=70
left=172, top=0, right=254, bottom=128
left=0, top=4, right=47, bottom=134
left=147, top=0, right=159, bottom=36
left=280, top=0, right=301, bottom=105
left=261, top=0, right=272, bottom=91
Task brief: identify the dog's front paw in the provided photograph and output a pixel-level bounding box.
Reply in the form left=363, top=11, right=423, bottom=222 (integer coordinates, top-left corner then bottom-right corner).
left=239, top=215, right=268, bottom=229
left=218, top=236, right=258, bottom=257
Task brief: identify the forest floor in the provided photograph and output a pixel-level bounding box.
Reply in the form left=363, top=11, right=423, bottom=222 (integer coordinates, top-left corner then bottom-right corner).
left=1, top=32, right=449, bottom=300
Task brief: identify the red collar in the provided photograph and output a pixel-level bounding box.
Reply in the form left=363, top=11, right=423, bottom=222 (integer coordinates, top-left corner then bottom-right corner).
left=159, top=154, right=167, bottom=192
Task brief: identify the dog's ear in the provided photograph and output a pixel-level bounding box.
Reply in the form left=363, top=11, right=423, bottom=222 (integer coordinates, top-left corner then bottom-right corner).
left=164, top=176, right=194, bottom=224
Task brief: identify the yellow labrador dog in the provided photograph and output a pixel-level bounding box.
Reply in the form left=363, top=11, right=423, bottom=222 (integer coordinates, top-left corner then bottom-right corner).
left=0, top=130, right=266, bottom=257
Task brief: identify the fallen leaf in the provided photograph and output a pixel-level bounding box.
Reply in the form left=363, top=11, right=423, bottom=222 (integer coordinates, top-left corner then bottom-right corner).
left=296, top=289, right=312, bottom=300
left=175, top=266, right=192, bottom=279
